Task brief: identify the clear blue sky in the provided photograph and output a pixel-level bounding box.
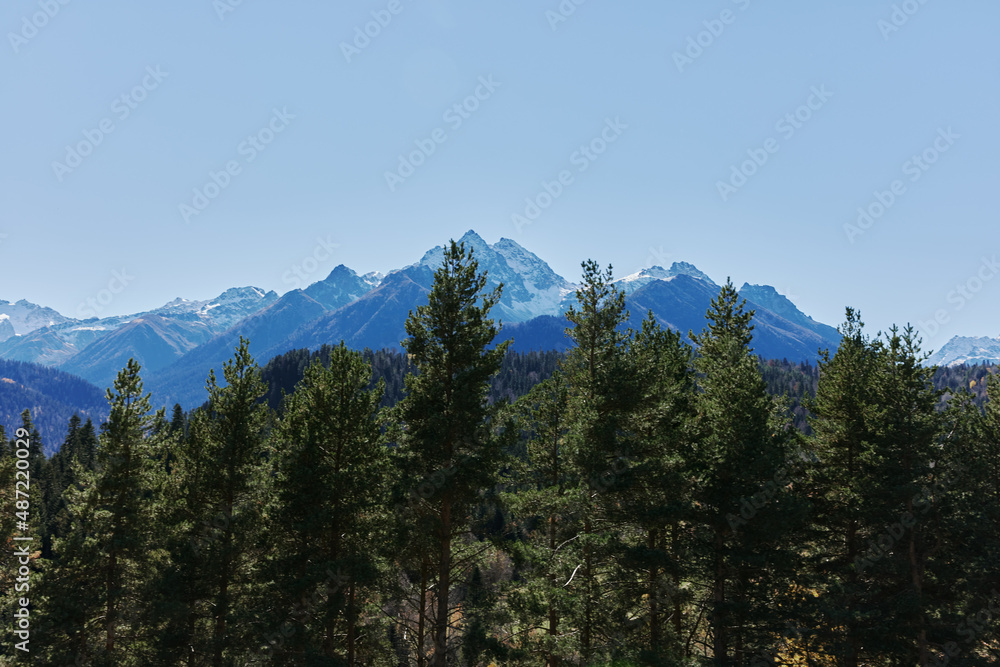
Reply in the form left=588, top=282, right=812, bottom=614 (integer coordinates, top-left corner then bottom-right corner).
left=1, top=0, right=997, bottom=352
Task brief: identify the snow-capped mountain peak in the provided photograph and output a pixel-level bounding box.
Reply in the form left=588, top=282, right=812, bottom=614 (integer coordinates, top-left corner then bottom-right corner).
left=415, top=232, right=575, bottom=322
left=0, top=314, right=14, bottom=343
left=614, top=262, right=715, bottom=295
left=0, top=299, right=71, bottom=335
left=927, top=335, right=1000, bottom=367
left=302, top=265, right=380, bottom=311
left=666, top=261, right=715, bottom=284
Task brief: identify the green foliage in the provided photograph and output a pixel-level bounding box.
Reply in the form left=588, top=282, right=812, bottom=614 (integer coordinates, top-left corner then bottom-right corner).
left=19, top=247, right=1000, bottom=667
left=689, top=280, right=805, bottom=665
left=397, top=239, right=510, bottom=666
left=34, top=359, right=163, bottom=666
left=189, top=337, right=271, bottom=664
left=265, top=344, right=392, bottom=663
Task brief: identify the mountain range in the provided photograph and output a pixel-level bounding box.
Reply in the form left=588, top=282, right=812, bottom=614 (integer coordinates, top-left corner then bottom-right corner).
left=2, top=230, right=849, bottom=409
left=926, top=336, right=1000, bottom=367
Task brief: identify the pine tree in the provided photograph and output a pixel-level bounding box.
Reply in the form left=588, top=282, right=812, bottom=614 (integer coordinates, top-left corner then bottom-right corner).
left=36, top=359, right=159, bottom=665
left=689, top=280, right=803, bottom=665
left=398, top=239, right=509, bottom=667
left=266, top=344, right=391, bottom=664
left=185, top=337, right=271, bottom=665
left=504, top=371, right=580, bottom=665
left=806, top=309, right=886, bottom=665
left=169, top=403, right=186, bottom=437
left=15, top=411, right=50, bottom=556
left=44, top=414, right=101, bottom=555
left=942, top=368, right=1000, bottom=664
left=613, top=312, right=697, bottom=662
left=862, top=326, right=952, bottom=666
left=560, top=260, right=635, bottom=662
left=143, top=409, right=201, bottom=666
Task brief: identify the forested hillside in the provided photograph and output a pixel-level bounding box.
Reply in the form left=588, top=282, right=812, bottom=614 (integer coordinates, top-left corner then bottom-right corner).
left=0, top=358, right=107, bottom=455
left=260, top=347, right=563, bottom=413
left=3, top=245, right=999, bottom=665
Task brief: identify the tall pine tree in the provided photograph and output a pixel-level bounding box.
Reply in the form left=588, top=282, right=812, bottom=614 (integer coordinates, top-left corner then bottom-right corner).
left=36, top=359, right=159, bottom=665
left=690, top=280, right=802, bottom=665
left=266, top=344, right=391, bottom=664
left=398, top=239, right=509, bottom=667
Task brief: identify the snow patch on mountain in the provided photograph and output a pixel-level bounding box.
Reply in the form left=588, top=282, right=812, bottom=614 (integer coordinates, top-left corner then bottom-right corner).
left=927, top=335, right=1000, bottom=367
left=148, top=286, right=279, bottom=331
left=0, top=315, right=14, bottom=343
left=614, top=262, right=715, bottom=295
left=0, top=299, right=71, bottom=335
left=415, top=230, right=577, bottom=322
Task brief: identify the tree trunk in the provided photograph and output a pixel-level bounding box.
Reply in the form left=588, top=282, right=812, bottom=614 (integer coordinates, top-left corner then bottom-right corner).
left=325, top=526, right=343, bottom=657
left=418, top=557, right=428, bottom=667
left=548, top=422, right=561, bottom=667
left=713, top=526, right=727, bottom=667
left=582, top=516, right=593, bottom=662
left=212, top=505, right=233, bottom=667
left=909, top=499, right=928, bottom=667
left=548, top=513, right=560, bottom=667
left=846, top=443, right=859, bottom=667
left=106, top=548, right=117, bottom=653
left=846, top=517, right=859, bottom=667
left=187, top=606, right=197, bottom=667
left=649, top=528, right=660, bottom=650
left=432, top=497, right=452, bottom=667
left=347, top=582, right=357, bottom=666
left=672, top=525, right=683, bottom=653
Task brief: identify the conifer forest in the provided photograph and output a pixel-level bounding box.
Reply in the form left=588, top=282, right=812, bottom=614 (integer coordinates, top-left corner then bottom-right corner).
left=3, top=241, right=1000, bottom=667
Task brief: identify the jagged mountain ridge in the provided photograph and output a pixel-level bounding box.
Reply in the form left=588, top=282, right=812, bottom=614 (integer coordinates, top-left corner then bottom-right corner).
left=148, top=290, right=329, bottom=409
left=145, top=232, right=841, bottom=408
left=304, top=265, right=381, bottom=311
left=418, top=231, right=576, bottom=322
left=927, top=335, right=1000, bottom=367
left=0, top=287, right=280, bottom=382
left=0, top=299, right=71, bottom=336
left=3, top=231, right=842, bottom=406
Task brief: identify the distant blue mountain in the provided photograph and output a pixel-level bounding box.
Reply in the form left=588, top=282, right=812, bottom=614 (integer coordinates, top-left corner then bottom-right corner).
left=1, top=231, right=845, bottom=409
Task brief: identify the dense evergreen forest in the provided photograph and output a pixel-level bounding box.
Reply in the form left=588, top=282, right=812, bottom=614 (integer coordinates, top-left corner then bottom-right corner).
left=0, top=359, right=108, bottom=456
left=3, top=242, right=999, bottom=666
